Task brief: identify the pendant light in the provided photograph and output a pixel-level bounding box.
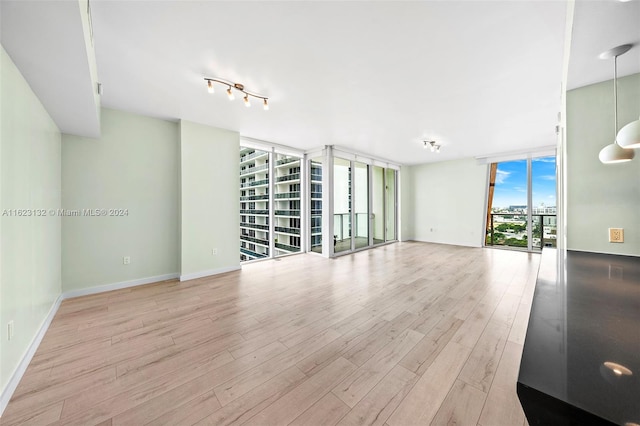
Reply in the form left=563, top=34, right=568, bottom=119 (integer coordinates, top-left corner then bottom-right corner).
left=598, top=44, right=635, bottom=164
left=617, top=117, right=640, bottom=149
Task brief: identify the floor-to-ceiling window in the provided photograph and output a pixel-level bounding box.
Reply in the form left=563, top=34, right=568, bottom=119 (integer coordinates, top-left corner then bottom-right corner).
left=333, top=157, right=352, bottom=253
left=273, top=153, right=302, bottom=256
left=242, top=144, right=399, bottom=260
left=485, top=155, right=556, bottom=251
left=330, top=155, right=397, bottom=255
left=385, top=168, right=397, bottom=242
left=239, top=147, right=270, bottom=260
left=372, top=166, right=385, bottom=245
left=531, top=157, right=558, bottom=249
left=310, top=157, right=323, bottom=254
left=354, top=162, right=369, bottom=250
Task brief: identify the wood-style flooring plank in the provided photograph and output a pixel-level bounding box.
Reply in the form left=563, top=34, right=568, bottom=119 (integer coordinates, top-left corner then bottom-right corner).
left=336, top=364, right=417, bottom=426
left=387, top=341, right=472, bottom=426
left=332, top=328, right=423, bottom=408
left=243, top=357, right=357, bottom=425
left=289, top=392, right=351, bottom=426
left=430, top=379, right=487, bottom=425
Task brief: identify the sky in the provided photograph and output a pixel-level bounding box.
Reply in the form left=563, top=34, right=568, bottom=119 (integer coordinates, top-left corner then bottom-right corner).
left=492, top=157, right=556, bottom=209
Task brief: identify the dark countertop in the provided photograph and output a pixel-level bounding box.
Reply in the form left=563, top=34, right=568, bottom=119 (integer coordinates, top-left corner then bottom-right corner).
left=517, top=249, right=640, bottom=426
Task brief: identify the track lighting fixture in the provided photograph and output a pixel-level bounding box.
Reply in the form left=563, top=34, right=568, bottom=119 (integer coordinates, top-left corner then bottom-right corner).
left=205, top=77, right=269, bottom=110
left=424, top=140, right=441, bottom=153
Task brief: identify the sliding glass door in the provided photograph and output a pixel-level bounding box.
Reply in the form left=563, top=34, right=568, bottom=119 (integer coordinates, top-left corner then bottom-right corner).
left=333, top=158, right=352, bottom=253
left=486, top=155, right=556, bottom=251
left=385, top=168, right=397, bottom=242
left=372, top=166, right=385, bottom=245
left=354, top=162, right=369, bottom=250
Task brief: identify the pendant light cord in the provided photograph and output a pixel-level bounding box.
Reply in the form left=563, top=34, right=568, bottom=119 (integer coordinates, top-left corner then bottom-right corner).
left=614, top=55, right=618, bottom=143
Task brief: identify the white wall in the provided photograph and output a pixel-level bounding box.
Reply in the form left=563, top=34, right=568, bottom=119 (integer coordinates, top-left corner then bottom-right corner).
left=62, top=108, right=180, bottom=292
left=566, top=73, right=640, bottom=256
left=0, top=47, right=61, bottom=396
left=180, top=120, right=240, bottom=279
left=402, top=158, right=488, bottom=247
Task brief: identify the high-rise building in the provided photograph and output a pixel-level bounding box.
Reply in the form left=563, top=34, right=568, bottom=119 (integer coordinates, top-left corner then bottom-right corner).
left=239, top=147, right=270, bottom=261
left=239, top=149, right=304, bottom=261
left=273, top=154, right=302, bottom=256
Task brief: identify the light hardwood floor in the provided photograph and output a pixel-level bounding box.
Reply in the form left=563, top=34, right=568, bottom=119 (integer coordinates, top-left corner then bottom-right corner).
left=1, top=242, right=539, bottom=426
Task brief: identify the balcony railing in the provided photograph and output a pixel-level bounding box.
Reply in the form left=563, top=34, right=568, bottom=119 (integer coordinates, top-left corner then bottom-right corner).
left=241, top=248, right=268, bottom=259
left=240, top=151, right=267, bottom=163
left=240, top=179, right=269, bottom=188
left=240, top=222, right=269, bottom=231
left=275, top=209, right=300, bottom=217
left=240, top=209, right=269, bottom=215
left=240, top=163, right=269, bottom=176
left=274, top=226, right=300, bottom=235
left=311, top=174, right=322, bottom=182
left=275, top=242, right=301, bottom=253
left=239, top=194, right=269, bottom=201
left=240, top=235, right=269, bottom=246
left=310, top=192, right=322, bottom=199
left=486, top=213, right=557, bottom=250
left=334, top=213, right=368, bottom=242
left=276, top=173, right=300, bottom=183
left=274, top=191, right=300, bottom=199
left=276, top=158, right=299, bottom=166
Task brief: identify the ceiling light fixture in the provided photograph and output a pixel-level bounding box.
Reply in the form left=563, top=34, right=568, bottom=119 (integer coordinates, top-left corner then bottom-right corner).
left=598, top=44, right=635, bottom=164
left=205, top=77, right=268, bottom=110
left=424, top=140, right=441, bottom=153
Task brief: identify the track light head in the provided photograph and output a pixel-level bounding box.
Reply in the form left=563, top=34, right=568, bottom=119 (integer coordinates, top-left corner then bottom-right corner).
left=207, top=80, right=214, bottom=94
left=227, top=87, right=235, bottom=101
left=263, top=98, right=269, bottom=110
left=244, top=94, right=251, bottom=107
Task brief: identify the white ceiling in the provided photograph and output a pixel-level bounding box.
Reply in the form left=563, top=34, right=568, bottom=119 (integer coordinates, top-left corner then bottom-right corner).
left=2, top=1, right=639, bottom=165
left=1, top=0, right=101, bottom=138
left=567, top=0, right=640, bottom=91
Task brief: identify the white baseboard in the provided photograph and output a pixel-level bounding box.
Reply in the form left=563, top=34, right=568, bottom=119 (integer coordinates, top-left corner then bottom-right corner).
left=179, top=265, right=240, bottom=282
left=0, top=271, right=179, bottom=418
left=62, top=273, right=180, bottom=299
left=0, top=294, right=63, bottom=417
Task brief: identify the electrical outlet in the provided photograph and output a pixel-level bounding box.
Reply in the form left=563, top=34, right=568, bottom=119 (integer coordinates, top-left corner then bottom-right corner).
left=212, top=248, right=218, bottom=255
left=608, top=228, right=624, bottom=243
left=8, top=321, right=14, bottom=341
left=123, top=256, right=131, bottom=265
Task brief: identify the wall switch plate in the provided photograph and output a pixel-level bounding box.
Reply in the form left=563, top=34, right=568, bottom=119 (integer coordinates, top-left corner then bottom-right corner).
left=123, top=256, right=131, bottom=265
left=608, top=228, right=624, bottom=243
left=8, top=321, right=14, bottom=340
left=212, top=248, right=218, bottom=255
